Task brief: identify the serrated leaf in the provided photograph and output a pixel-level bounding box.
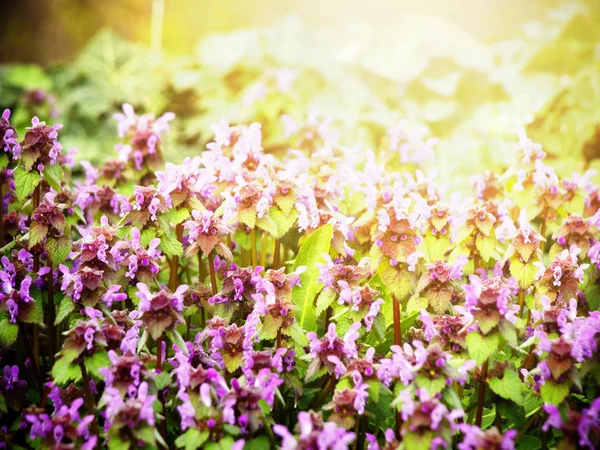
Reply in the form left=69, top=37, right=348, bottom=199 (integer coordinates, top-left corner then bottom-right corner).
left=292, top=225, right=333, bottom=332
left=45, top=235, right=72, bottom=265
left=84, top=350, right=110, bottom=380
left=0, top=319, right=18, bottom=346
left=378, top=259, right=414, bottom=300
left=13, top=167, right=41, bottom=201
left=466, top=332, right=499, bottom=365
left=165, top=208, right=190, bottom=225
left=28, top=222, right=47, bottom=247
left=510, top=258, right=539, bottom=289
left=540, top=380, right=570, bottom=405
left=315, top=289, right=336, bottom=317
left=416, top=375, right=447, bottom=396
left=238, top=207, right=256, bottom=228
left=140, top=228, right=158, bottom=248
left=275, top=194, right=295, bottom=216
left=175, top=429, right=209, bottom=450
left=425, top=234, right=450, bottom=261
left=51, top=357, right=82, bottom=385
left=256, top=214, right=278, bottom=237
left=476, top=235, right=496, bottom=262
left=268, top=206, right=298, bottom=239
left=0, top=153, right=8, bottom=172
left=159, top=231, right=183, bottom=258
left=42, top=164, right=63, bottom=191
left=488, top=369, right=525, bottom=404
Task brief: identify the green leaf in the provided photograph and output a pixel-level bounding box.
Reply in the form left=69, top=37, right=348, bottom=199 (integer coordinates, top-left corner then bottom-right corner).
left=315, top=289, right=336, bottom=317
left=51, top=357, right=82, bottom=386
left=140, top=228, right=158, bottom=248
left=170, top=329, right=189, bottom=354
left=28, top=222, right=48, bottom=247
left=13, top=167, right=41, bottom=202
left=84, top=350, right=110, bottom=380
left=268, top=206, right=298, bottom=239
left=164, top=208, right=191, bottom=225
left=244, top=436, right=270, bottom=450
left=175, top=429, right=209, bottom=450
left=22, top=290, right=44, bottom=325
left=108, top=435, right=131, bottom=450
left=517, top=435, right=541, bottom=450
left=238, top=208, right=256, bottom=228
left=155, top=371, right=172, bottom=390
left=0, top=319, right=19, bottom=346
left=42, top=164, right=63, bottom=192
left=0, top=153, right=9, bottom=172
left=488, top=369, right=525, bottom=404
left=510, top=258, right=539, bottom=289
left=466, top=332, right=499, bottom=365
left=402, top=431, right=432, bottom=450
left=482, top=404, right=496, bottom=430
left=159, top=231, right=183, bottom=258
left=425, top=234, right=449, bottom=261
left=55, top=297, right=76, bottom=325
left=256, top=214, right=278, bottom=237
left=540, top=380, right=570, bottom=405
left=476, top=235, right=496, bottom=262
left=292, top=224, right=333, bottom=332
left=45, top=235, right=72, bottom=265
left=287, top=322, right=309, bottom=347
left=416, top=375, right=447, bottom=396
left=378, top=259, right=414, bottom=300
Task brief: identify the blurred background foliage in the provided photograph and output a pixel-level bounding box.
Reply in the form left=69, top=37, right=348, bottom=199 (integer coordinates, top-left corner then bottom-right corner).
left=0, top=0, right=599, bottom=188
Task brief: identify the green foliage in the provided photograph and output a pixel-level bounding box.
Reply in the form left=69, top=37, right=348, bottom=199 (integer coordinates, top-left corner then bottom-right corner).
left=466, top=332, right=499, bottom=365
left=13, top=167, right=41, bottom=201
left=292, top=224, right=333, bottom=332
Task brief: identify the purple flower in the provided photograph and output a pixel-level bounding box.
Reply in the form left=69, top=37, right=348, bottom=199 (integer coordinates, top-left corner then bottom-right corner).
left=273, top=411, right=355, bottom=450
left=20, top=116, right=63, bottom=171
left=458, top=424, right=516, bottom=450
left=0, top=109, right=21, bottom=159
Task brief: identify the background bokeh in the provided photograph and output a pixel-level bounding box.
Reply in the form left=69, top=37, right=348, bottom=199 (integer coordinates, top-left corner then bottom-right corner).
left=1, top=0, right=599, bottom=188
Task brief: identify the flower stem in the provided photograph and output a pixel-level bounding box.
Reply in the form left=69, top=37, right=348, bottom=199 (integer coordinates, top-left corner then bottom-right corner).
left=19, top=323, right=43, bottom=398
left=475, top=359, right=489, bottom=427
left=251, top=227, right=258, bottom=267
left=518, top=289, right=525, bottom=316
left=260, top=232, right=267, bottom=267
left=47, top=265, right=56, bottom=366
left=156, top=336, right=163, bottom=371
left=208, top=251, right=218, bottom=296
left=393, top=295, right=402, bottom=346
left=32, top=183, right=41, bottom=366
left=79, top=362, right=99, bottom=437
left=169, top=223, right=183, bottom=292
left=273, top=239, right=281, bottom=269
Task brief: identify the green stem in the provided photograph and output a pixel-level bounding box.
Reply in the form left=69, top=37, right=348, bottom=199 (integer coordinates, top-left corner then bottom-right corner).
left=156, top=336, right=163, bottom=372
left=79, top=362, right=99, bottom=437
left=208, top=251, right=218, bottom=296
left=251, top=228, right=257, bottom=267
left=20, top=324, right=43, bottom=398
left=47, top=265, right=56, bottom=366
left=393, top=295, right=402, bottom=347
left=475, top=359, right=489, bottom=427
left=273, top=239, right=281, bottom=269
left=32, top=184, right=41, bottom=369
left=169, top=223, right=183, bottom=292
left=260, top=232, right=267, bottom=267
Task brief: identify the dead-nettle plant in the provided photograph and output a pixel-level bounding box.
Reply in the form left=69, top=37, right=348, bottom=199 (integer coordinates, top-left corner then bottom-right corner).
left=0, top=104, right=599, bottom=450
